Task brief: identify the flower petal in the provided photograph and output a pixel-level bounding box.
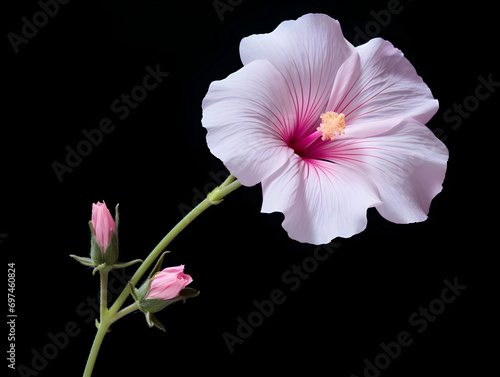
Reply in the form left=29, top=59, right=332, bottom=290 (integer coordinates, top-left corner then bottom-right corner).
left=240, top=14, right=356, bottom=141
left=316, top=118, right=448, bottom=223
left=327, top=38, right=438, bottom=139
left=91, top=202, right=116, bottom=252
left=147, top=266, right=193, bottom=300
left=202, top=60, right=296, bottom=186
left=261, top=155, right=381, bottom=244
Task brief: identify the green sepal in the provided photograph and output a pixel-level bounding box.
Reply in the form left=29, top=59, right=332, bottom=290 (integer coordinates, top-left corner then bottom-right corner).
left=92, top=263, right=111, bottom=275
left=140, top=298, right=172, bottom=313
left=129, top=282, right=139, bottom=300
left=69, top=254, right=96, bottom=267
left=178, top=287, right=200, bottom=302
left=136, top=279, right=151, bottom=304
left=103, top=230, right=119, bottom=265
left=148, top=251, right=171, bottom=279
left=139, top=288, right=199, bottom=331
left=146, top=312, right=166, bottom=332
left=104, top=203, right=120, bottom=266
left=89, top=221, right=104, bottom=265
left=139, top=287, right=200, bottom=314
left=114, top=204, right=120, bottom=234
left=113, top=259, right=143, bottom=269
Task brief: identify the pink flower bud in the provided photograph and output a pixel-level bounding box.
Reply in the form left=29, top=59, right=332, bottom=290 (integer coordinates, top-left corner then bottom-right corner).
left=146, top=265, right=193, bottom=300
left=91, top=201, right=116, bottom=252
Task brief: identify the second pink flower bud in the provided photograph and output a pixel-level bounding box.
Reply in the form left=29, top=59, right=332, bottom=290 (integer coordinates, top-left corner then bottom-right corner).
left=146, top=265, right=193, bottom=301
left=132, top=255, right=199, bottom=331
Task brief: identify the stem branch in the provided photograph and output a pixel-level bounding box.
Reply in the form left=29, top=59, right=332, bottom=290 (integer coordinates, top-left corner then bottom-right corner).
left=113, top=302, right=140, bottom=322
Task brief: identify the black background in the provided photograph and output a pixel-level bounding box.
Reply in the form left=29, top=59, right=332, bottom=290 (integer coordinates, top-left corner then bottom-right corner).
left=2, top=1, right=497, bottom=376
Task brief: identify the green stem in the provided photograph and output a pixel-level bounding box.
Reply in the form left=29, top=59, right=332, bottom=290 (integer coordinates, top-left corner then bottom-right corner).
left=83, top=302, right=140, bottom=377
left=100, top=270, right=109, bottom=319
left=83, top=316, right=110, bottom=377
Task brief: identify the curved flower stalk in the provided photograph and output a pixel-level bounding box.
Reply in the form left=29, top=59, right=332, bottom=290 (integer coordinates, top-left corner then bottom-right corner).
left=202, top=13, right=448, bottom=244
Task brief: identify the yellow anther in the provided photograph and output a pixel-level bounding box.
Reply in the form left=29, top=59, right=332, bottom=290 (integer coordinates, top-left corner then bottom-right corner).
left=317, top=112, right=346, bottom=141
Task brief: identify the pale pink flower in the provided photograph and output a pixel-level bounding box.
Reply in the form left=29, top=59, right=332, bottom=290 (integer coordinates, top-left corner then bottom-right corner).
left=202, top=14, right=448, bottom=244
left=146, top=265, right=193, bottom=300
left=91, top=201, right=116, bottom=252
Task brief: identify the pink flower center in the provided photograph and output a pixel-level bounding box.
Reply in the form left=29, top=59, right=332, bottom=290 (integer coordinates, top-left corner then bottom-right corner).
left=290, top=111, right=346, bottom=155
